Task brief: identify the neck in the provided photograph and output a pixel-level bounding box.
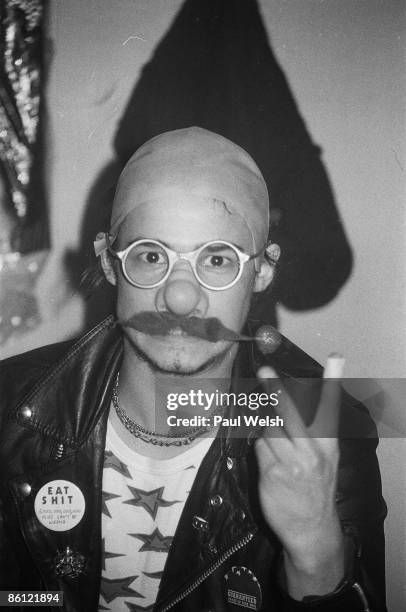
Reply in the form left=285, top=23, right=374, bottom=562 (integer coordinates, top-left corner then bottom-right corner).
left=117, top=337, right=237, bottom=434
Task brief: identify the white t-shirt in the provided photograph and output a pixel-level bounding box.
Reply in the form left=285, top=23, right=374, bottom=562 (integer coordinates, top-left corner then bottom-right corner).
left=98, top=419, right=214, bottom=611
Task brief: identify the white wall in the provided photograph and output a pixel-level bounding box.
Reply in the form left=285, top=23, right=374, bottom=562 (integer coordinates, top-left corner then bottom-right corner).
left=2, top=1, right=404, bottom=609
left=262, top=0, right=406, bottom=379
left=257, top=5, right=406, bottom=608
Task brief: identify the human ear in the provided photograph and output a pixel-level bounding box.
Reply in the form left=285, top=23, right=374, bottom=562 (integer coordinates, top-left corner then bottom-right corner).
left=253, top=243, right=280, bottom=293
left=100, top=250, right=117, bottom=286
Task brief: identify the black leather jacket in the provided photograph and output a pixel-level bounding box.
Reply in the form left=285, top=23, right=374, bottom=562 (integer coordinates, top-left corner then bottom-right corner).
left=0, top=317, right=387, bottom=611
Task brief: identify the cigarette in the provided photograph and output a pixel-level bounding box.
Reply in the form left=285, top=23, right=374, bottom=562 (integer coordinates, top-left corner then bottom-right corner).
left=323, top=353, right=345, bottom=379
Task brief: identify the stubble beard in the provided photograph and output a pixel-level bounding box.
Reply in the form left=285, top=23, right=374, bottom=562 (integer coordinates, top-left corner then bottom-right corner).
left=124, top=330, right=233, bottom=376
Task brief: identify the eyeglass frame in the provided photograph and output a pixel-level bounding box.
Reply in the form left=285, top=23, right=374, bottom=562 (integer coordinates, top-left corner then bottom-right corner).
left=105, top=234, right=266, bottom=291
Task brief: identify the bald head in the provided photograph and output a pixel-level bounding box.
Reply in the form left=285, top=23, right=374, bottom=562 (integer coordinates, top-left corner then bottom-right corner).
left=109, top=127, right=269, bottom=253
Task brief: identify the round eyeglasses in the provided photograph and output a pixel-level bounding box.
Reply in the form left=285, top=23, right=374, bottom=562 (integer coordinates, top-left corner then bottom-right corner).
left=107, top=237, right=264, bottom=291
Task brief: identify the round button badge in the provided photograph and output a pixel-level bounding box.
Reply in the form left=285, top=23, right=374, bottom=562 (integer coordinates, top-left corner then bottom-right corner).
left=34, top=480, right=86, bottom=532
left=223, top=566, right=262, bottom=611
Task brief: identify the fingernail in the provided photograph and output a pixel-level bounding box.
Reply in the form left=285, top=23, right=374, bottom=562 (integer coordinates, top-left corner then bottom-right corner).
left=324, top=354, right=345, bottom=378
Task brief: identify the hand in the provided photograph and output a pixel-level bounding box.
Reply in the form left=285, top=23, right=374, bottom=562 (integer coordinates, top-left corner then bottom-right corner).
left=255, top=355, right=346, bottom=598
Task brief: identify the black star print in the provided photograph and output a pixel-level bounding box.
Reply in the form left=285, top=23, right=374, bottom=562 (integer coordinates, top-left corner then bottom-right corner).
left=123, top=486, right=180, bottom=519
left=100, top=575, right=144, bottom=604
left=101, top=537, right=125, bottom=570
left=101, top=490, right=121, bottom=518
left=142, top=570, right=164, bottom=579
left=125, top=603, right=155, bottom=612
left=129, top=528, right=173, bottom=552
left=104, top=450, right=132, bottom=478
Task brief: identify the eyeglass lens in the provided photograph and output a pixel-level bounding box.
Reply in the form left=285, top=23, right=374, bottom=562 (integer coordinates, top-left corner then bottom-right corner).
left=124, top=241, right=242, bottom=288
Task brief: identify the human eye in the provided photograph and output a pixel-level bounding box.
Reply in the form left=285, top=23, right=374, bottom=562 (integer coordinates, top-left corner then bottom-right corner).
left=199, top=244, right=238, bottom=269
left=127, top=242, right=167, bottom=266
left=202, top=254, right=228, bottom=267
left=140, top=249, right=166, bottom=264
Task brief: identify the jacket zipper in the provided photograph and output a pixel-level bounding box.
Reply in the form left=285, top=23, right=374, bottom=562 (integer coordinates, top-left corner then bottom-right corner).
left=157, top=531, right=254, bottom=612
left=54, top=443, right=64, bottom=460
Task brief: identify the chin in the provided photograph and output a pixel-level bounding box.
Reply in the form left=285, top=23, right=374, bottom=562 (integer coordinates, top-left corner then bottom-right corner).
left=154, top=358, right=212, bottom=375
left=139, top=349, right=220, bottom=375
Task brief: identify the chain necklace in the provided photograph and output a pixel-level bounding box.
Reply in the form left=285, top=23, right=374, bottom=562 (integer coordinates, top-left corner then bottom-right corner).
left=112, top=373, right=219, bottom=446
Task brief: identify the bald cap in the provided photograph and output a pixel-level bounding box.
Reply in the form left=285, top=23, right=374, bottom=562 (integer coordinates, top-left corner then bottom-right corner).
left=95, top=127, right=269, bottom=256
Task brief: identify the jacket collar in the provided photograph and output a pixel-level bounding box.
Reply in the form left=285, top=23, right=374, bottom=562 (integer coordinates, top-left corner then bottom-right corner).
left=14, top=316, right=260, bottom=456
left=14, top=316, right=122, bottom=447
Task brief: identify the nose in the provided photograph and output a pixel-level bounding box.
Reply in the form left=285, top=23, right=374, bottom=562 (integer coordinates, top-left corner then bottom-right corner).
left=163, top=278, right=201, bottom=315
left=158, top=259, right=205, bottom=316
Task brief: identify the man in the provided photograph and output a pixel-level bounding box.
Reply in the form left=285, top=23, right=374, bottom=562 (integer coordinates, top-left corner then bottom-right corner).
left=0, top=128, right=386, bottom=611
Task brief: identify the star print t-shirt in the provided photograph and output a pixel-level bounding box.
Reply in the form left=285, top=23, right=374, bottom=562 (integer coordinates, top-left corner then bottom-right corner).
left=99, top=419, right=214, bottom=611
